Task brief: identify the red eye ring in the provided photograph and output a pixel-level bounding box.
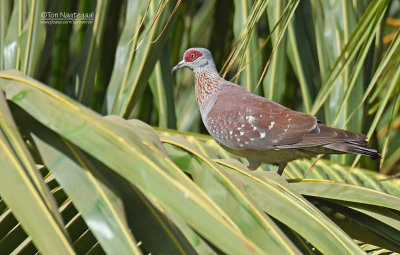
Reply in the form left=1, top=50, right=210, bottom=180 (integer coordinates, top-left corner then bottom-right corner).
left=185, top=50, right=203, bottom=62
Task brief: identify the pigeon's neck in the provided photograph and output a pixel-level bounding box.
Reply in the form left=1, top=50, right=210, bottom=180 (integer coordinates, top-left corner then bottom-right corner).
left=194, top=67, right=224, bottom=106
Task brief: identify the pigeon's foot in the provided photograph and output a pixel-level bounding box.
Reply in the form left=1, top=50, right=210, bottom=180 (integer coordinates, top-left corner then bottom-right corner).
left=277, top=163, right=287, bottom=175
left=247, top=159, right=261, bottom=171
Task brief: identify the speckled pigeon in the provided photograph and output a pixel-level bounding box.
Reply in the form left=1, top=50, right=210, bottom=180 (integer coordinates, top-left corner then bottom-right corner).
left=172, top=47, right=380, bottom=175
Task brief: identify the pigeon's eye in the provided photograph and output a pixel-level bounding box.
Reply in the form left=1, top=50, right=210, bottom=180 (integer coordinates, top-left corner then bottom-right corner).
left=185, top=50, right=203, bottom=62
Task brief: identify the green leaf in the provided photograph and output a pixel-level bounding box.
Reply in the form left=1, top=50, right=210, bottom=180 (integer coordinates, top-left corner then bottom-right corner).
left=2, top=0, right=46, bottom=76
left=104, top=0, right=147, bottom=114
left=31, top=131, right=142, bottom=255
left=162, top=135, right=301, bottom=254
left=216, top=160, right=366, bottom=255
left=148, top=46, right=177, bottom=129
left=0, top=0, right=12, bottom=69
left=289, top=180, right=400, bottom=211
left=230, top=0, right=264, bottom=92
left=311, top=0, right=390, bottom=116
left=0, top=92, right=74, bottom=254
left=0, top=70, right=267, bottom=255
left=263, top=0, right=288, bottom=103
left=106, top=0, right=177, bottom=117
left=76, top=0, right=110, bottom=104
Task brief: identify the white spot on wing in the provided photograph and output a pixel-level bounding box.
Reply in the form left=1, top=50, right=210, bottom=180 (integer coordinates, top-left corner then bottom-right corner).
left=248, top=116, right=256, bottom=124
left=240, top=131, right=244, bottom=135
left=260, top=132, right=266, bottom=138
left=268, top=121, right=275, bottom=130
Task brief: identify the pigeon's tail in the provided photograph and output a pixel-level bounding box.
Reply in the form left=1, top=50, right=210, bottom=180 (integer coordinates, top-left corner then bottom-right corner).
left=323, top=141, right=381, bottom=160
left=288, top=124, right=381, bottom=160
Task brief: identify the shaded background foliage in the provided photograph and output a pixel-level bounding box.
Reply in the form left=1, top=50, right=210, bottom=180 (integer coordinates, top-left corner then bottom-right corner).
left=1, top=0, right=400, bottom=254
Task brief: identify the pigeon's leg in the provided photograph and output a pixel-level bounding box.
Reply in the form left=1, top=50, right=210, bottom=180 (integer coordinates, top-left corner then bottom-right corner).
left=247, top=159, right=261, bottom=171
left=277, top=163, right=287, bottom=175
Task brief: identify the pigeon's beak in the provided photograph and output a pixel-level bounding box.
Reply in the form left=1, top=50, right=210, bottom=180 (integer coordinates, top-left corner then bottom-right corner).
left=172, top=60, right=185, bottom=73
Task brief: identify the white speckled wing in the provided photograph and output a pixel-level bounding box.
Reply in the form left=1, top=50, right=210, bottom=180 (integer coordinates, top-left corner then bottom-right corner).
left=203, top=86, right=317, bottom=151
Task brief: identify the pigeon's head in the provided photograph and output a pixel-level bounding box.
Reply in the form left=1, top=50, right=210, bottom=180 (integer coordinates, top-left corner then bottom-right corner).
left=172, top=48, right=217, bottom=73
